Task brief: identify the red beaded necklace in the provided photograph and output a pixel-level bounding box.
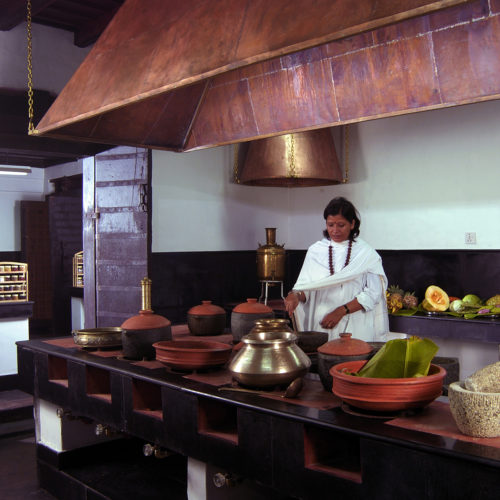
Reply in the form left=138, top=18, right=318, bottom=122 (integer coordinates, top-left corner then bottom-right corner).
left=328, top=239, right=353, bottom=275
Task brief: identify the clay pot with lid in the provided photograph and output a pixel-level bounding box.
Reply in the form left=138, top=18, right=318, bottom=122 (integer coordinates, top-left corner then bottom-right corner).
left=317, top=333, right=374, bottom=391
left=230, top=298, right=274, bottom=342
left=187, top=300, right=226, bottom=336
left=121, top=277, right=172, bottom=360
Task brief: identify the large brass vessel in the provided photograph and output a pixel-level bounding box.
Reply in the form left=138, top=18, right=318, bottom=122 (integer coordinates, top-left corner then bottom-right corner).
left=256, top=228, right=285, bottom=281
left=228, top=330, right=311, bottom=387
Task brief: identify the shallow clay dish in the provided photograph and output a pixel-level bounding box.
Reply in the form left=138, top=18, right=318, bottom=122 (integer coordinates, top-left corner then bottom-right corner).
left=153, top=340, right=232, bottom=371
left=330, top=360, right=446, bottom=412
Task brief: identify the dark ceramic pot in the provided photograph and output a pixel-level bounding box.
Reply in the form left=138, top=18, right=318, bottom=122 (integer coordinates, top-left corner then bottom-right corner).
left=121, top=310, right=172, bottom=360
left=231, top=298, right=274, bottom=342
left=187, top=300, right=226, bottom=336
left=317, top=333, right=374, bottom=391
left=296, top=331, right=328, bottom=354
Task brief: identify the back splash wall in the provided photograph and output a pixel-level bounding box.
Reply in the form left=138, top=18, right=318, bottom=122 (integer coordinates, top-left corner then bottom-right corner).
left=151, top=249, right=500, bottom=324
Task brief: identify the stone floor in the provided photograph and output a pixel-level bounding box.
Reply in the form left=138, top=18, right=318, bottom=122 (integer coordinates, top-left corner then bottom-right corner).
left=0, top=389, right=55, bottom=500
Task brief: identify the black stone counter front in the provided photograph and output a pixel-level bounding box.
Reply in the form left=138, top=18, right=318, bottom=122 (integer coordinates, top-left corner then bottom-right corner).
left=17, top=338, right=500, bottom=500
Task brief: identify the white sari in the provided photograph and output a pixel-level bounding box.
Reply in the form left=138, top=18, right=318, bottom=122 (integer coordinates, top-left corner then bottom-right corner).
left=293, top=237, right=389, bottom=342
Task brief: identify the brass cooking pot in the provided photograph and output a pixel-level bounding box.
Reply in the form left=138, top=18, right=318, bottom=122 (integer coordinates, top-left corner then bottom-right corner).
left=228, top=331, right=311, bottom=388
left=72, top=327, right=123, bottom=348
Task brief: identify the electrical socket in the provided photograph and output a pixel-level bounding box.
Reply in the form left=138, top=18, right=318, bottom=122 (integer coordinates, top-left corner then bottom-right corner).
left=465, top=232, right=477, bottom=244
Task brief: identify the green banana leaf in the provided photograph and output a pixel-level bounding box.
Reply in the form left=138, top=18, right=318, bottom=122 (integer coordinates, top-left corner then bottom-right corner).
left=390, top=307, right=418, bottom=316
left=355, top=336, right=438, bottom=378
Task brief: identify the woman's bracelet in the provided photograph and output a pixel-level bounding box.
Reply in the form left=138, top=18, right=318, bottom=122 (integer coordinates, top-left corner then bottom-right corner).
left=343, top=304, right=350, bottom=314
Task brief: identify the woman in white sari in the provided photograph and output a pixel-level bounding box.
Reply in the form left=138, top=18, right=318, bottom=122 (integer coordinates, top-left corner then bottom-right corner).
left=284, top=197, right=389, bottom=342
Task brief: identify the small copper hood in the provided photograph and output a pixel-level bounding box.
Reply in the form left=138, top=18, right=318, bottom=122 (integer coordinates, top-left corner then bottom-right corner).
left=33, top=0, right=471, bottom=152
left=236, top=129, right=343, bottom=187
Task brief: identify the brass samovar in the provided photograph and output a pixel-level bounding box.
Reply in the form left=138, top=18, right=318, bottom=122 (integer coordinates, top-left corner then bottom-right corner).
left=256, top=228, right=285, bottom=282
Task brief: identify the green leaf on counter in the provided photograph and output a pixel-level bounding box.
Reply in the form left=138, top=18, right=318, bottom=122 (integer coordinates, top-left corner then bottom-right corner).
left=390, top=307, right=418, bottom=316
left=355, top=337, right=439, bottom=378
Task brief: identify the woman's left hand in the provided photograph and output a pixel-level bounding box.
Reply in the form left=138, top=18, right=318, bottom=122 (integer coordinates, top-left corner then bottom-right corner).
left=320, top=307, right=346, bottom=329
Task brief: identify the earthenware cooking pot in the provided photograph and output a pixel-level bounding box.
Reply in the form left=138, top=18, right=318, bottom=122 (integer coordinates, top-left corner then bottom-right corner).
left=187, top=300, right=226, bottom=336
left=228, top=330, right=311, bottom=388
left=121, top=278, right=172, bottom=360
left=230, top=298, right=274, bottom=341
left=317, top=333, right=374, bottom=391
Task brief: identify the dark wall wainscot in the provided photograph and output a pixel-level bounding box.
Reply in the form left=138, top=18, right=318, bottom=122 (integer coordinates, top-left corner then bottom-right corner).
left=151, top=249, right=500, bottom=326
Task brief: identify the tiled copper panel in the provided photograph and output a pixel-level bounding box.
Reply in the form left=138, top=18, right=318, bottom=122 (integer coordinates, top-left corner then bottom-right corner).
left=186, top=5, right=500, bottom=149
left=332, top=35, right=441, bottom=121
left=36, top=0, right=469, bottom=145
left=433, top=16, right=500, bottom=102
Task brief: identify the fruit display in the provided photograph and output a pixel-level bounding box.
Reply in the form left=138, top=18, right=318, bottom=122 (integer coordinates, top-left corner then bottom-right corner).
left=387, top=284, right=500, bottom=319
left=422, top=285, right=449, bottom=312
left=386, top=285, right=418, bottom=314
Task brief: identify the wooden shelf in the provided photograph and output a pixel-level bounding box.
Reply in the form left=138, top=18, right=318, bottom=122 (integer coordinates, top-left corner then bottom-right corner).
left=198, top=397, right=238, bottom=445
left=389, top=314, right=500, bottom=343
left=304, top=425, right=362, bottom=483
left=0, top=261, right=28, bottom=302
left=132, top=379, right=163, bottom=420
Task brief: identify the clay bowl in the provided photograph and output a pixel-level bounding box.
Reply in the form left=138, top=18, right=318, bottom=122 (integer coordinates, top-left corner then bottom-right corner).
left=153, top=340, right=232, bottom=371
left=330, top=360, right=446, bottom=412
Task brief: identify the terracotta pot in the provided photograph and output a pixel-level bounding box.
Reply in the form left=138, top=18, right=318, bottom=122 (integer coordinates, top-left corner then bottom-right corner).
left=121, top=310, right=172, bottom=360
left=187, top=300, right=226, bottom=336
left=230, top=298, right=274, bottom=341
left=330, top=360, right=446, bottom=412
left=153, top=339, right=232, bottom=371
left=317, top=333, right=374, bottom=391
left=121, top=278, right=172, bottom=360
left=228, top=330, right=311, bottom=388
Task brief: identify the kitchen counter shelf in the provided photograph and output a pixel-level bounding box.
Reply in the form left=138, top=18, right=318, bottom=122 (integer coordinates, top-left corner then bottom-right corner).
left=389, top=313, right=500, bottom=343
left=16, top=338, right=500, bottom=500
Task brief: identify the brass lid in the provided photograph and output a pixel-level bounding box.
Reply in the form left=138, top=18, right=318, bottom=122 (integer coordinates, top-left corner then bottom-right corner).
left=317, top=332, right=373, bottom=356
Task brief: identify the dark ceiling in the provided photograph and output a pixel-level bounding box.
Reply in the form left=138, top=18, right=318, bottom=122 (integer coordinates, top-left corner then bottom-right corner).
left=0, top=0, right=125, bottom=167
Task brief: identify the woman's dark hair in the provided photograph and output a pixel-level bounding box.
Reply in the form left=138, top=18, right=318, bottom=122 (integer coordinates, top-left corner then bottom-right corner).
left=322, top=197, right=361, bottom=240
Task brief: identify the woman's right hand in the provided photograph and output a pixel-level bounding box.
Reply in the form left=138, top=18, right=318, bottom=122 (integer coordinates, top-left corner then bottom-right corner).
left=284, top=291, right=300, bottom=315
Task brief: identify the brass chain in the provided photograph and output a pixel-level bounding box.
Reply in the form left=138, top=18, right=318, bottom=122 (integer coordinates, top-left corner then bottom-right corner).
left=233, top=143, right=240, bottom=183
left=287, top=133, right=298, bottom=178
left=26, top=0, right=38, bottom=135
left=343, top=124, right=349, bottom=183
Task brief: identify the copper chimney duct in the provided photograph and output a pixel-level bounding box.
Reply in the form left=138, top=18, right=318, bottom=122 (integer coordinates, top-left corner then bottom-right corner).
left=236, top=129, right=343, bottom=187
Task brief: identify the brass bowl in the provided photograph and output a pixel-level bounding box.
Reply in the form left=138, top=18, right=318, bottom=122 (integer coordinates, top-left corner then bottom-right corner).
left=72, top=327, right=123, bottom=348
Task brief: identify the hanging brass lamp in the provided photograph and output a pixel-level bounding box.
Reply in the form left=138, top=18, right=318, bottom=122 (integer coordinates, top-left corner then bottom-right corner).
left=235, top=129, right=343, bottom=187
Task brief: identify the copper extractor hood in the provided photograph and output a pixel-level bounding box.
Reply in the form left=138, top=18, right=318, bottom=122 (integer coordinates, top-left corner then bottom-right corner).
left=236, top=129, right=343, bottom=187
left=34, top=0, right=471, bottom=152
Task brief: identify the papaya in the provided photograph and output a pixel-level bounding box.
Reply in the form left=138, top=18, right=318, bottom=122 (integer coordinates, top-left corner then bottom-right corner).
left=422, top=285, right=449, bottom=312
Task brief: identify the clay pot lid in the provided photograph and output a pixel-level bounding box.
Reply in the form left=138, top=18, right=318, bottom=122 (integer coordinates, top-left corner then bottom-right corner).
left=188, top=300, right=225, bottom=316
left=121, top=309, right=171, bottom=330
left=233, top=298, right=272, bottom=313
left=317, top=332, right=373, bottom=356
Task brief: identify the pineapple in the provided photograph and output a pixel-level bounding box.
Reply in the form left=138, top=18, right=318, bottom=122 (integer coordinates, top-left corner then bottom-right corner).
left=403, top=291, right=418, bottom=309
left=386, top=285, right=404, bottom=313
left=387, top=285, right=404, bottom=303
